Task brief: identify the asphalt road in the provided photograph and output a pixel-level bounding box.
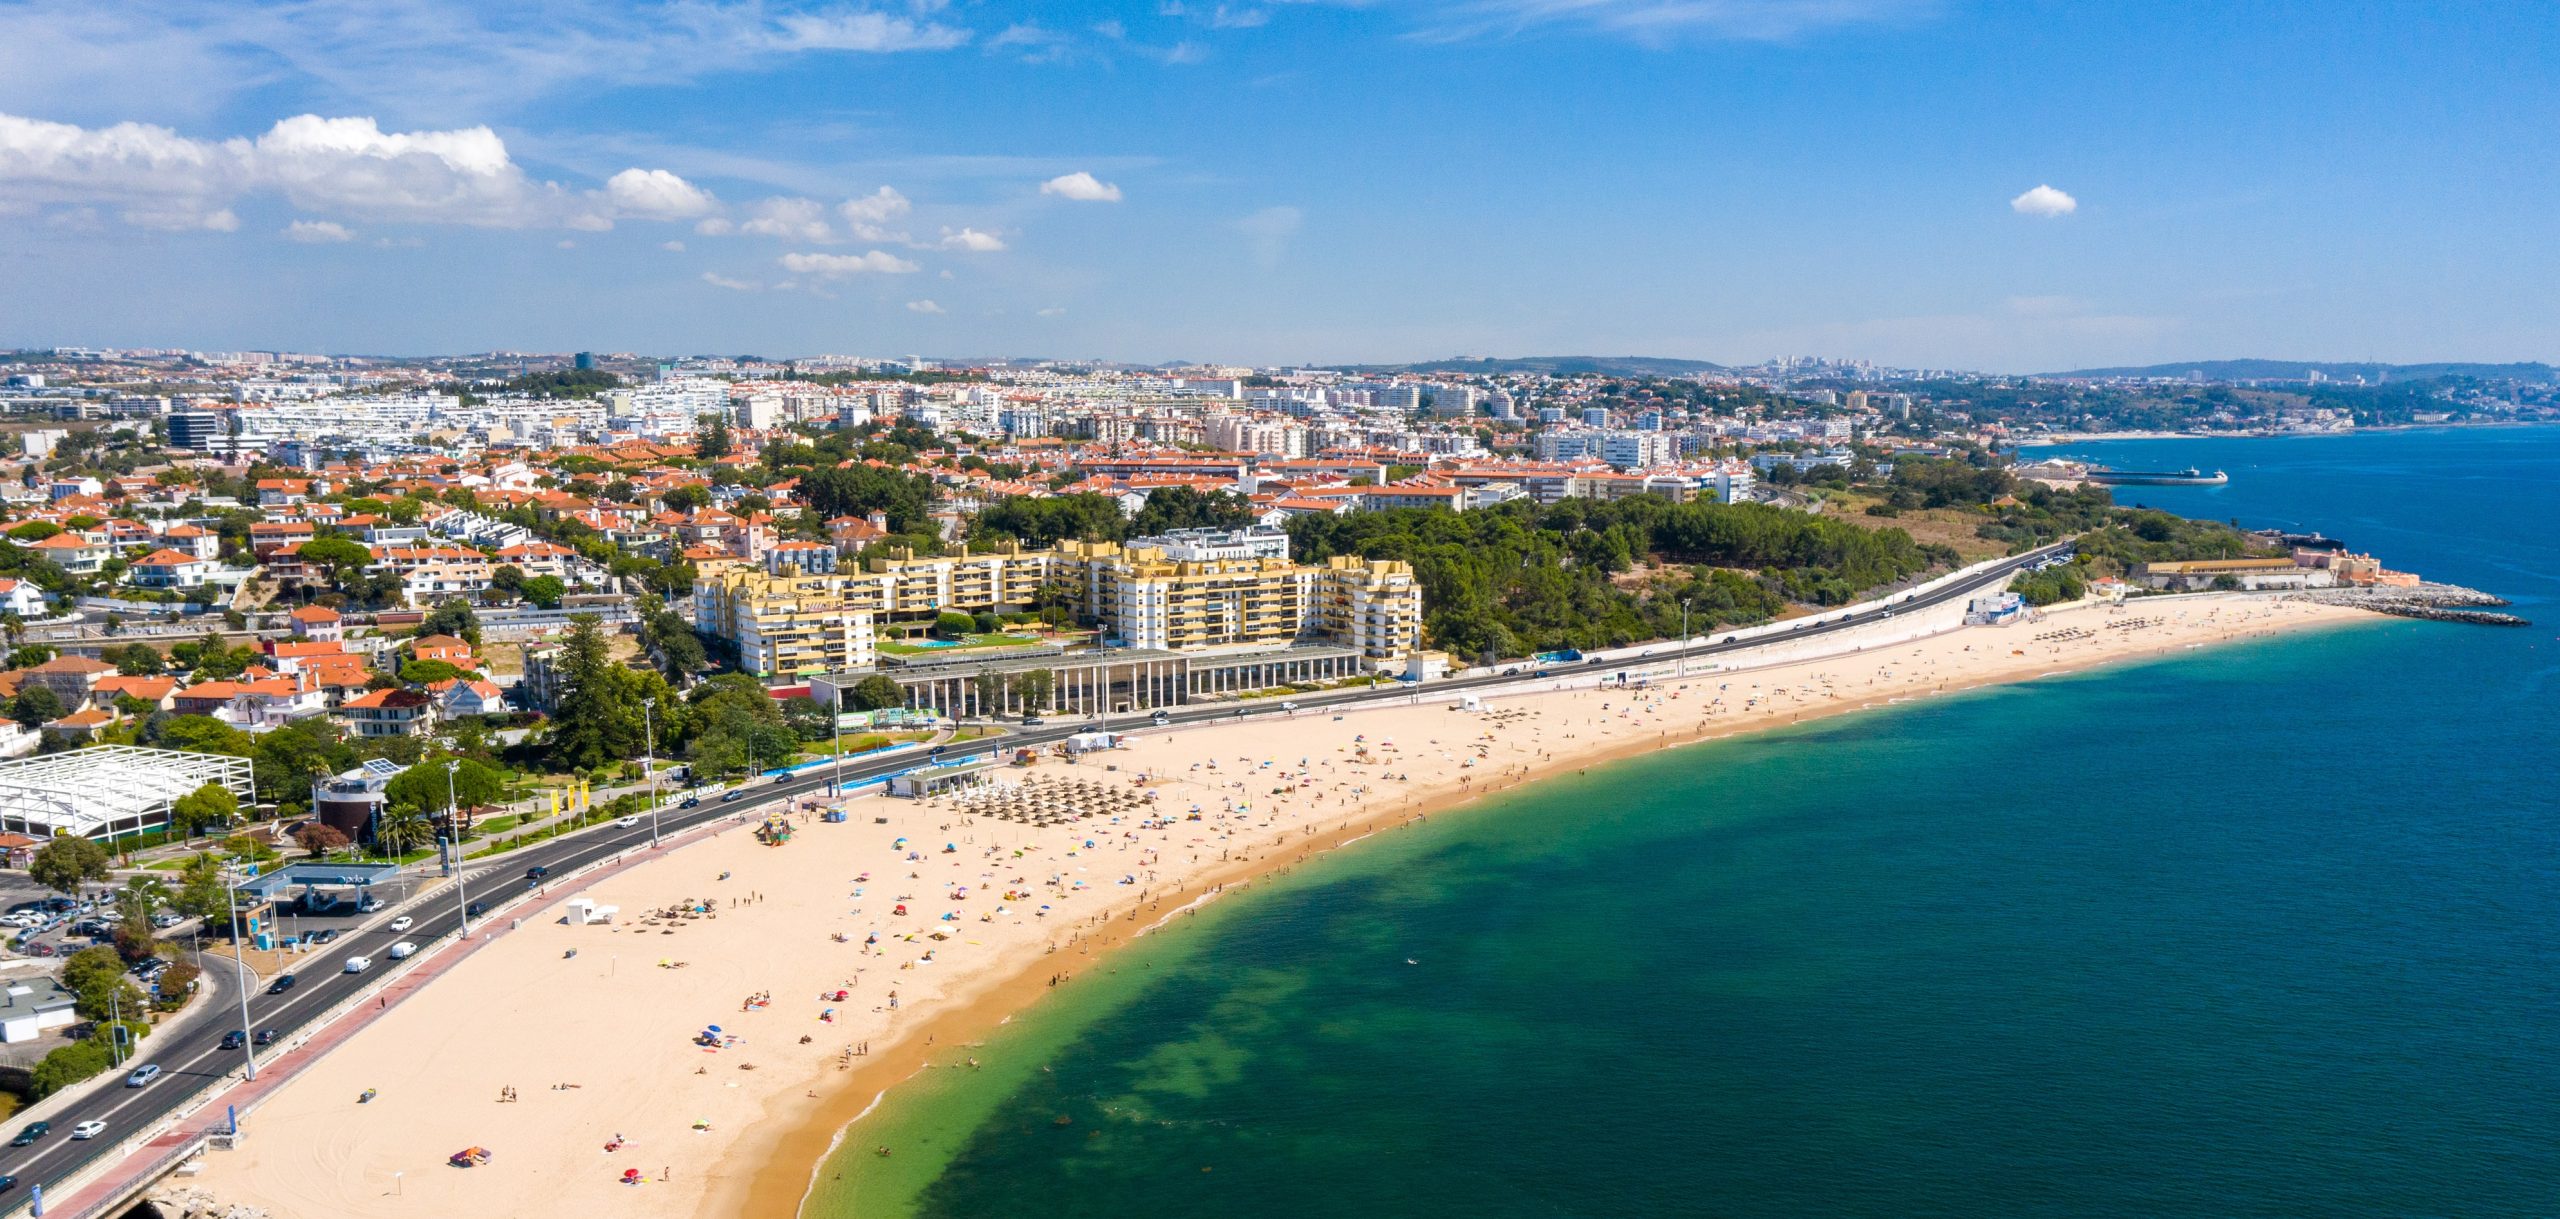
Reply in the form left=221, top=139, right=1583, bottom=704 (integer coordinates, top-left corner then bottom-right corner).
left=0, top=541, right=2065, bottom=1212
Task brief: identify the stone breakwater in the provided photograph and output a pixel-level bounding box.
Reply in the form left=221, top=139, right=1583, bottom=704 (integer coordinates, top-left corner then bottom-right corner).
left=2295, top=584, right=2530, bottom=626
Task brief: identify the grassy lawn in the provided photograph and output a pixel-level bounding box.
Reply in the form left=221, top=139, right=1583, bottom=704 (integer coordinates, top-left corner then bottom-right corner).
left=876, top=632, right=1044, bottom=656
left=472, top=814, right=524, bottom=835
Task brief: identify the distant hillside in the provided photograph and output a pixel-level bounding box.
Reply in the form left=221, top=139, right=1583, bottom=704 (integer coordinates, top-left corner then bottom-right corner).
left=1332, top=355, right=1727, bottom=377
left=2040, top=359, right=2559, bottom=384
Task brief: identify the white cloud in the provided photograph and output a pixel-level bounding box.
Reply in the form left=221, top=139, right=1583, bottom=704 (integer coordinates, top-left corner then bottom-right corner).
left=779, top=250, right=920, bottom=276
left=1040, top=171, right=1122, bottom=202
left=1037, top=306, right=1066, bottom=317
left=905, top=299, right=945, bottom=313
left=695, top=217, right=736, bottom=235
left=770, top=12, right=972, bottom=52
left=0, top=109, right=724, bottom=232
left=701, top=271, right=763, bottom=291
left=556, top=238, right=576, bottom=249
left=660, top=239, right=686, bottom=252
left=2010, top=184, right=2077, bottom=217
left=1236, top=204, right=1302, bottom=268
left=285, top=218, right=354, bottom=243
left=838, top=186, right=911, bottom=239
left=935, top=226, right=1006, bottom=252
left=605, top=168, right=719, bottom=219
left=0, top=1, right=975, bottom=128
left=1411, top=0, right=1930, bottom=43
left=737, top=196, right=837, bottom=242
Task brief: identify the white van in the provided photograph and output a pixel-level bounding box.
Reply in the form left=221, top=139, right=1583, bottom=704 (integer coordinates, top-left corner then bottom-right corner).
left=387, top=941, right=417, bottom=960
left=343, top=955, right=374, bottom=974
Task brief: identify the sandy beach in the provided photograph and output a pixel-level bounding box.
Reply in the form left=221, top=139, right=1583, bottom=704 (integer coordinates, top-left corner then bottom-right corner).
left=185, top=593, right=2372, bottom=1219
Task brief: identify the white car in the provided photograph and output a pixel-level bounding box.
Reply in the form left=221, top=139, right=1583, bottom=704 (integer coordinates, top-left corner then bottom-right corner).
left=387, top=941, right=417, bottom=960
left=615, top=816, right=641, bottom=828
left=342, top=956, right=374, bottom=974
left=388, top=916, right=413, bottom=933
left=70, top=1120, right=107, bottom=1140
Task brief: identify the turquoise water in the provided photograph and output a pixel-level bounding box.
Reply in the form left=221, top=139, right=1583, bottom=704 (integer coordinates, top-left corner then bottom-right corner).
left=810, top=426, right=2560, bottom=1219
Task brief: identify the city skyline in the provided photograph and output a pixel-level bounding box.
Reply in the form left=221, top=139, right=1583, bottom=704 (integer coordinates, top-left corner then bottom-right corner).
left=2, top=1, right=2555, bottom=371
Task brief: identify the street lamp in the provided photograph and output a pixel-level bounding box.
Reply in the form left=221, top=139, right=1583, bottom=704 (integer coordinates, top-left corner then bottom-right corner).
left=445, top=760, right=473, bottom=935
left=828, top=685, right=845, bottom=799
left=224, top=867, right=258, bottom=1082
left=1678, top=598, right=1691, bottom=679
left=641, top=697, right=662, bottom=847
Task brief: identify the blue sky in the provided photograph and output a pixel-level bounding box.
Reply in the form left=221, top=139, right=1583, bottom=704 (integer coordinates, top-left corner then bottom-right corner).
left=0, top=0, right=2554, bottom=371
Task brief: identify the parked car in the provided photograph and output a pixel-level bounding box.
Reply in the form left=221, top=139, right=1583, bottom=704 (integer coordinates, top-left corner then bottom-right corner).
left=342, top=956, right=373, bottom=975
left=357, top=896, right=386, bottom=913
left=124, top=1064, right=160, bottom=1088
left=220, top=1030, right=246, bottom=1050
left=388, top=940, right=417, bottom=960
left=151, top=912, right=182, bottom=929
left=71, top=1119, right=108, bottom=1138
left=10, top=1122, right=49, bottom=1146
left=267, top=973, right=297, bottom=995
left=388, top=916, right=413, bottom=933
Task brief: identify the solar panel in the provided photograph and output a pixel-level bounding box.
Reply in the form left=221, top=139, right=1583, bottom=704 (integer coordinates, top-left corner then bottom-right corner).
left=362, top=759, right=404, bottom=778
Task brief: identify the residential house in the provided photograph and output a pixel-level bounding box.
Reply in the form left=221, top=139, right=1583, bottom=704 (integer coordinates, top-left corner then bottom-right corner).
left=21, top=655, right=114, bottom=709
left=92, top=674, right=178, bottom=714
left=158, top=522, right=219, bottom=561
left=438, top=679, right=509, bottom=719
left=287, top=604, right=343, bottom=642
left=0, top=578, right=47, bottom=617
left=409, top=634, right=480, bottom=670
left=128, top=548, right=217, bottom=589
left=24, top=532, right=109, bottom=575
left=335, top=687, right=437, bottom=738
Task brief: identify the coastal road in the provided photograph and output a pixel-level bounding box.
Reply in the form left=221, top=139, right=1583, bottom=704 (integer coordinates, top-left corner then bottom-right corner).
left=0, top=540, right=2068, bottom=1214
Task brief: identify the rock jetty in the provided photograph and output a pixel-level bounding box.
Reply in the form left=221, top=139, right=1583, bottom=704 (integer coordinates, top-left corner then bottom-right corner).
left=2298, top=584, right=2529, bottom=626
left=139, top=1185, right=272, bottom=1219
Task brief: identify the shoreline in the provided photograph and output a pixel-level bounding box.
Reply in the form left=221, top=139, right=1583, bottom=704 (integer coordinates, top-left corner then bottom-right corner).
left=736, top=596, right=2379, bottom=1219
left=181, top=594, right=2380, bottom=1219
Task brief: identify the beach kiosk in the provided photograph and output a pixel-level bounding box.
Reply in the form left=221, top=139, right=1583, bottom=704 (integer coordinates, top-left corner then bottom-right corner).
left=889, top=761, right=996, bottom=799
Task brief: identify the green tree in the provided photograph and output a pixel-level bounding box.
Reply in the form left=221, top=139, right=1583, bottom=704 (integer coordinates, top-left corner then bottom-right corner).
left=28, top=1038, right=113, bottom=1098
left=60, top=945, right=146, bottom=1023
left=112, top=642, right=166, bottom=675
left=933, top=610, right=976, bottom=638
left=419, top=599, right=483, bottom=649
left=399, top=658, right=469, bottom=685
left=519, top=574, right=567, bottom=609
left=848, top=674, right=905, bottom=712
left=383, top=756, right=505, bottom=822
left=8, top=644, right=54, bottom=670
left=28, top=834, right=110, bottom=897
left=694, top=413, right=733, bottom=460
left=545, top=615, right=641, bottom=771
left=169, top=782, right=240, bottom=838
left=170, top=852, right=231, bottom=925
left=373, top=807, right=435, bottom=857
left=220, top=832, right=279, bottom=864
left=8, top=684, right=63, bottom=728
left=297, top=535, right=376, bottom=591
left=490, top=563, right=526, bottom=597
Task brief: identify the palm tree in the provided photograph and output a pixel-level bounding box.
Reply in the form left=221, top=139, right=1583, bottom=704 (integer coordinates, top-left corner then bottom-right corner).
left=373, top=808, right=434, bottom=859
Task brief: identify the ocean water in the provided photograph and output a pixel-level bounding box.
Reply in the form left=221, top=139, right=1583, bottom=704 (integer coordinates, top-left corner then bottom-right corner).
left=807, top=426, right=2560, bottom=1219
